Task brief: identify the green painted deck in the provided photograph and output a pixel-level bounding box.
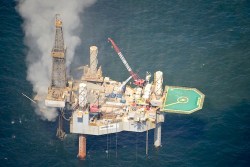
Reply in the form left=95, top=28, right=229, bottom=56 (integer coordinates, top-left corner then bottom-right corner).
left=161, top=86, right=205, bottom=114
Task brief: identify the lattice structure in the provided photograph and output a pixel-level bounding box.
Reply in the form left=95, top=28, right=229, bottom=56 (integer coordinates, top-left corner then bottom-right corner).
left=82, top=46, right=103, bottom=83
left=45, top=15, right=67, bottom=108
left=90, top=46, right=98, bottom=75
left=51, top=14, right=66, bottom=88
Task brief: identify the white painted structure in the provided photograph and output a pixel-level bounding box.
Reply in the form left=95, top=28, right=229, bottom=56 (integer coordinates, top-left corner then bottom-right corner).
left=90, top=46, right=98, bottom=74
left=154, top=71, right=163, bottom=96
left=143, top=83, right=152, bottom=100
left=79, top=83, right=87, bottom=108
left=135, top=87, right=142, bottom=99
left=45, top=99, right=65, bottom=108
left=154, top=112, right=163, bottom=147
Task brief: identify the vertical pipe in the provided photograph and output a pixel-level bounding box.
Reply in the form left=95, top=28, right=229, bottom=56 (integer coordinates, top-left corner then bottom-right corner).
left=154, top=111, right=162, bottom=148
left=146, top=122, right=148, bottom=156
left=116, top=123, right=118, bottom=158
left=154, top=123, right=162, bottom=147
left=78, top=135, right=86, bottom=160
left=106, top=123, right=109, bottom=159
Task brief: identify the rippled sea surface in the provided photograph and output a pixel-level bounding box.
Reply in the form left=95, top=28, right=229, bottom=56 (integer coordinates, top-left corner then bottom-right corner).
left=1, top=0, right=250, bottom=166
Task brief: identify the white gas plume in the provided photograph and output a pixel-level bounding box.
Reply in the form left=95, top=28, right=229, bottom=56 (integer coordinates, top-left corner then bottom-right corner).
left=17, top=0, right=96, bottom=121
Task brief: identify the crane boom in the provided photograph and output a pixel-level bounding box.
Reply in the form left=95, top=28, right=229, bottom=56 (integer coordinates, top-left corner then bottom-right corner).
left=108, top=38, right=133, bottom=72
left=119, top=76, right=132, bottom=91
left=108, top=38, right=145, bottom=87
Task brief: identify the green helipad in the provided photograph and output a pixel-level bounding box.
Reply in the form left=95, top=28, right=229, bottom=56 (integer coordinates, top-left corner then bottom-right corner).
left=161, top=86, right=205, bottom=114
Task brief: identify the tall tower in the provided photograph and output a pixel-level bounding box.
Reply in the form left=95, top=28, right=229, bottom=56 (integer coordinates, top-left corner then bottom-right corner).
left=82, top=46, right=103, bottom=83
left=51, top=14, right=66, bottom=88
left=90, top=46, right=98, bottom=75
left=45, top=15, right=67, bottom=108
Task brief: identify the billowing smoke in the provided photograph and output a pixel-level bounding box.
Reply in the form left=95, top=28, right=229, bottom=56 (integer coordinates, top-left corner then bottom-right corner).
left=17, top=0, right=96, bottom=121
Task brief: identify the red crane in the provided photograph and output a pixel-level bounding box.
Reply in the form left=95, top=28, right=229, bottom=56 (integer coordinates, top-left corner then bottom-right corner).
left=108, top=38, right=145, bottom=87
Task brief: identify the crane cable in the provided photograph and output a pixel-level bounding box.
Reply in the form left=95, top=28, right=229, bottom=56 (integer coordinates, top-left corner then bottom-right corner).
left=116, top=122, right=118, bottom=158
left=146, top=122, right=149, bottom=157
left=136, top=131, right=138, bottom=162
left=106, top=122, right=109, bottom=159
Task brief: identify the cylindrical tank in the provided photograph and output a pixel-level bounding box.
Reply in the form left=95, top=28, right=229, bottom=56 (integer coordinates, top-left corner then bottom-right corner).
left=90, top=46, right=98, bottom=75
left=79, top=83, right=87, bottom=108
left=135, top=87, right=142, bottom=99
left=154, top=71, right=163, bottom=96
left=142, top=84, right=152, bottom=100
left=154, top=122, right=161, bottom=148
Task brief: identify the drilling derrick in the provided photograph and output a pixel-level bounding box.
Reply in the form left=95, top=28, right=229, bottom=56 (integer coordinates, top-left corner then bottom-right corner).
left=51, top=15, right=66, bottom=88
left=45, top=15, right=67, bottom=108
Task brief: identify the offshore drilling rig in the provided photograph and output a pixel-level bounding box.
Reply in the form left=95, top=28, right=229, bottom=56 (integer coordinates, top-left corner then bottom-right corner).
left=36, top=15, right=205, bottom=159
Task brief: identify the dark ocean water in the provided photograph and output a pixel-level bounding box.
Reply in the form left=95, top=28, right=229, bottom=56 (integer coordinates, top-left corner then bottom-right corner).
left=1, top=0, right=250, bottom=166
